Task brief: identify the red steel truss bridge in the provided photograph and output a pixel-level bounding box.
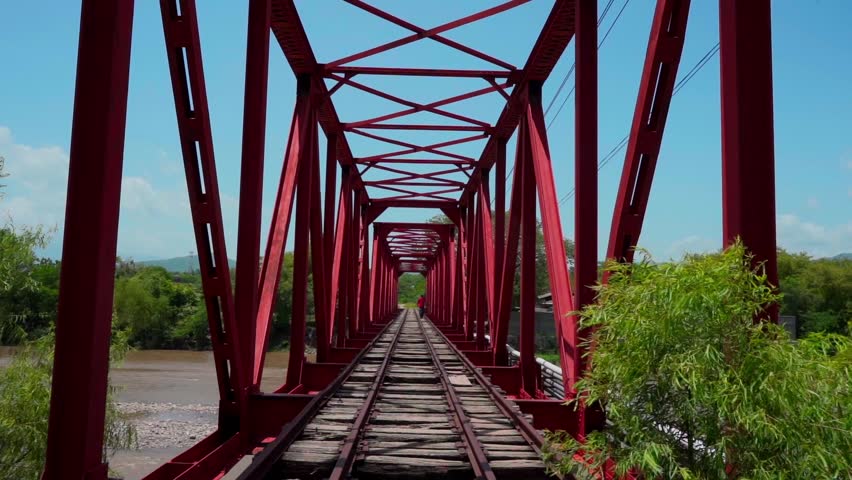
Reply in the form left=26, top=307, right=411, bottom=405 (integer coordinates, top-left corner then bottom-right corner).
left=42, top=1, right=779, bottom=479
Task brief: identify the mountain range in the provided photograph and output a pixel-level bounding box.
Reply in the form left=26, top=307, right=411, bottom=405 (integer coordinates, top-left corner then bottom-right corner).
left=139, top=255, right=236, bottom=273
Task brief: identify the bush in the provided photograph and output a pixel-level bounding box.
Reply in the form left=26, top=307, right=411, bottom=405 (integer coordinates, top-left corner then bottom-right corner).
left=0, top=330, right=136, bottom=479
left=544, top=244, right=852, bottom=479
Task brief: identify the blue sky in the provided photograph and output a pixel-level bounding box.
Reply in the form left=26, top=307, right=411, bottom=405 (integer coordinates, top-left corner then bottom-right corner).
left=1, top=0, right=850, bottom=261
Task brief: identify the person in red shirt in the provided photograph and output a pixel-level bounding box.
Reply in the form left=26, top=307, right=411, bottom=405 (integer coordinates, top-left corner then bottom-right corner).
left=417, top=295, right=426, bottom=319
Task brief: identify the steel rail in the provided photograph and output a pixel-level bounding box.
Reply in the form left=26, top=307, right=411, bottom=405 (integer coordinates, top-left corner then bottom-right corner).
left=428, top=318, right=545, bottom=453
left=327, top=311, right=409, bottom=479
left=235, top=311, right=402, bottom=480
left=415, top=313, right=497, bottom=480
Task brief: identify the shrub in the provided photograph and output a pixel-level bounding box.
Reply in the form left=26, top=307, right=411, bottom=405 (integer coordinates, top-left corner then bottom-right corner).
left=0, top=330, right=136, bottom=479
left=544, top=244, right=852, bottom=479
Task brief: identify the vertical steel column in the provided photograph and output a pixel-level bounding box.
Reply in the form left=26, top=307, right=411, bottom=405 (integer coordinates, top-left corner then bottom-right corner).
left=471, top=198, right=486, bottom=348
left=575, top=0, right=600, bottom=433
left=253, top=77, right=311, bottom=386
left=493, top=125, right=525, bottom=366
left=43, top=2, right=134, bottom=478
left=285, top=109, right=317, bottom=388
left=369, top=231, right=380, bottom=323
left=574, top=0, right=598, bottom=313
left=308, top=118, right=330, bottom=362
left=519, top=126, right=538, bottom=398
left=528, top=91, right=578, bottom=393
left=346, top=189, right=359, bottom=337
left=448, top=231, right=458, bottom=328
left=494, top=139, right=507, bottom=315
left=324, top=134, right=338, bottom=275
left=445, top=235, right=454, bottom=324
left=358, top=212, right=371, bottom=329
left=234, top=0, right=271, bottom=389
left=478, top=173, right=496, bottom=343
left=463, top=200, right=476, bottom=339
left=330, top=170, right=351, bottom=347
left=719, top=0, right=779, bottom=322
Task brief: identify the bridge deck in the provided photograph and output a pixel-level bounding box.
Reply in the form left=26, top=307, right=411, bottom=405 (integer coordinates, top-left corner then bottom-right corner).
left=245, top=309, right=548, bottom=479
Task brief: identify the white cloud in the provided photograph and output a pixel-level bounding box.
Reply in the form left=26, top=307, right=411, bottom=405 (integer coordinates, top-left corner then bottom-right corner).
left=121, top=176, right=190, bottom=218
left=0, top=126, right=69, bottom=229
left=806, top=196, right=820, bottom=209
left=664, top=235, right=718, bottom=260
left=0, top=126, right=204, bottom=258
left=777, top=214, right=852, bottom=257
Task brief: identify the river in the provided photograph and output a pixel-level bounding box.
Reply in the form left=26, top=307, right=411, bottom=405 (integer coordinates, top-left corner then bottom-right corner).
left=1, top=348, right=308, bottom=480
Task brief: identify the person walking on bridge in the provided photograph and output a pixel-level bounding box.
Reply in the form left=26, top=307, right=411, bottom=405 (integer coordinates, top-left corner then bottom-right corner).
left=417, top=294, right=426, bottom=319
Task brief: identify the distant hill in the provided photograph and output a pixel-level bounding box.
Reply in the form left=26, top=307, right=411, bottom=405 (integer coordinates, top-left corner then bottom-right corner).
left=139, top=255, right=236, bottom=273
left=832, top=252, right=852, bottom=261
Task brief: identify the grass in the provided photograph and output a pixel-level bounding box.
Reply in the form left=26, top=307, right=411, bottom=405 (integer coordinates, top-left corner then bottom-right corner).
left=537, top=351, right=560, bottom=365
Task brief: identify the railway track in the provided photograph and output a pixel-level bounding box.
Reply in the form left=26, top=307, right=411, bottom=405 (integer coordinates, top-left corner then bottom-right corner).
left=245, top=309, right=548, bottom=479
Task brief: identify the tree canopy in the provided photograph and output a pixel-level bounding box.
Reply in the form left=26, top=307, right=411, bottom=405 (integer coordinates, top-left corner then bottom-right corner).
left=544, top=244, right=852, bottom=479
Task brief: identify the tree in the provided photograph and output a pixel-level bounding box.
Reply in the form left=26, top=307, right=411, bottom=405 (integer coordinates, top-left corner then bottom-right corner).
left=0, top=225, right=54, bottom=343
left=0, top=330, right=136, bottom=479
left=398, top=273, right=426, bottom=305
left=113, top=266, right=203, bottom=349
left=777, top=249, right=851, bottom=336
left=544, top=244, right=852, bottom=479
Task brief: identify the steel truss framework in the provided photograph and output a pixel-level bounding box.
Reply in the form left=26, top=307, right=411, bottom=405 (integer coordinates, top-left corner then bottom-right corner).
left=43, top=0, right=779, bottom=478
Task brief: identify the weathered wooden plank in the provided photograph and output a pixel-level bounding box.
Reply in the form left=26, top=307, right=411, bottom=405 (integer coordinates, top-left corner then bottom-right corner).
left=489, top=459, right=551, bottom=480
left=355, top=455, right=473, bottom=480
left=364, top=447, right=464, bottom=460
left=371, top=413, right=449, bottom=424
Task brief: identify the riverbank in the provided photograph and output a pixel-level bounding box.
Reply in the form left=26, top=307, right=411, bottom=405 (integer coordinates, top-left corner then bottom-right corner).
left=105, top=349, right=308, bottom=479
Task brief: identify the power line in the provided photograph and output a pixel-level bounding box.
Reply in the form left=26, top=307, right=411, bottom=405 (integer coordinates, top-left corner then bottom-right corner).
left=543, top=0, right=617, bottom=117
left=500, top=0, right=630, bottom=200
left=545, top=0, right=633, bottom=130
left=556, top=42, right=721, bottom=207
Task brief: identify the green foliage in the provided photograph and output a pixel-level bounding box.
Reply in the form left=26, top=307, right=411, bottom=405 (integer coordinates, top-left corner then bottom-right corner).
left=0, top=225, right=56, bottom=344
left=0, top=330, right=136, bottom=479
left=544, top=244, right=852, bottom=479
left=777, top=250, right=851, bottom=336
left=113, top=266, right=212, bottom=349
left=398, top=273, right=426, bottom=305
left=270, top=252, right=315, bottom=348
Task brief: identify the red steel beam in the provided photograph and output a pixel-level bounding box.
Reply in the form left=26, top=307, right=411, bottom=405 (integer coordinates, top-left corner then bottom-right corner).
left=308, top=117, right=330, bottom=362
left=357, top=133, right=484, bottom=163
left=527, top=95, right=577, bottom=393
left=158, top=0, right=249, bottom=441
left=519, top=121, right=538, bottom=398
left=253, top=79, right=311, bottom=386
left=270, top=0, right=369, bottom=199
left=235, top=0, right=271, bottom=392
left=460, top=0, right=575, bottom=203
left=606, top=0, right=691, bottom=265
left=328, top=73, right=491, bottom=127
left=346, top=81, right=510, bottom=130
left=325, top=65, right=513, bottom=78
left=284, top=111, right=317, bottom=389
left=350, top=124, right=489, bottom=132
left=42, top=1, right=134, bottom=478
left=719, top=0, right=778, bottom=322
left=574, top=0, right=598, bottom=313
left=358, top=159, right=474, bottom=166
left=330, top=0, right=525, bottom=70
